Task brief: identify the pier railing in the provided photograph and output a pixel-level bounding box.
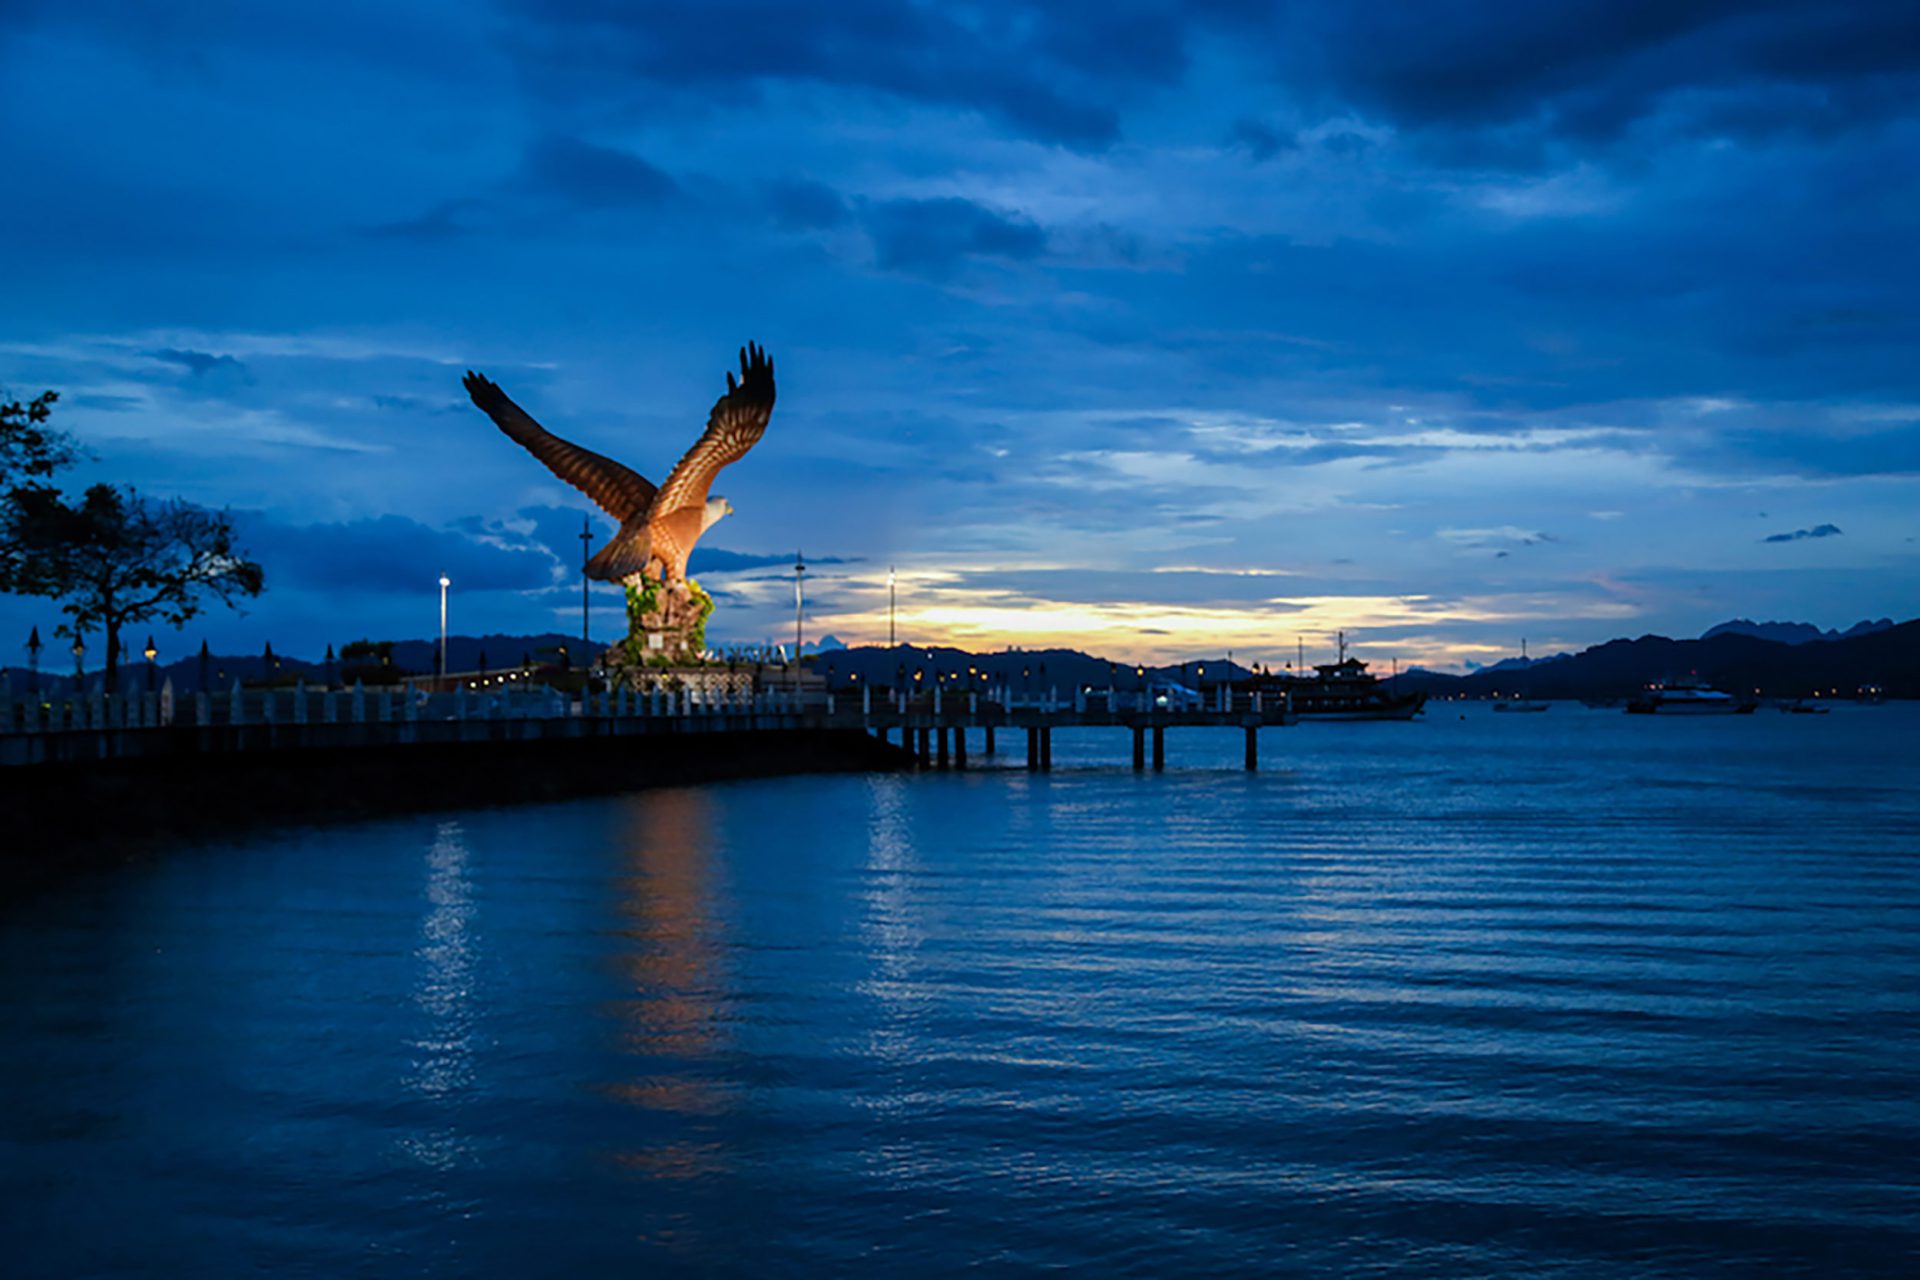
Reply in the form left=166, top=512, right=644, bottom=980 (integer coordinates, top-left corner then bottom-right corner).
left=0, top=678, right=1295, bottom=771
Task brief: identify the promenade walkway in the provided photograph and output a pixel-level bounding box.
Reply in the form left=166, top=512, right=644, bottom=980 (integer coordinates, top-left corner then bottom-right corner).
left=0, top=679, right=1297, bottom=772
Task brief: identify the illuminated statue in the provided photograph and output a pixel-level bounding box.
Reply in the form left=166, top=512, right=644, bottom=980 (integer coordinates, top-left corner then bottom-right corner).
left=463, top=343, right=776, bottom=662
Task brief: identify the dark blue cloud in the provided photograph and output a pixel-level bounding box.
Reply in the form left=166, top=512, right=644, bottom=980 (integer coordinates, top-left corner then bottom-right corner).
left=1284, top=0, right=1920, bottom=161
left=1763, top=523, right=1844, bottom=543
left=766, top=177, right=851, bottom=231
left=364, top=197, right=494, bottom=242
left=235, top=513, right=558, bottom=595
left=151, top=348, right=249, bottom=379
left=518, top=135, right=677, bottom=209
left=1226, top=117, right=1295, bottom=162
left=865, top=197, right=1046, bottom=275
left=503, top=0, right=1132, bottom=147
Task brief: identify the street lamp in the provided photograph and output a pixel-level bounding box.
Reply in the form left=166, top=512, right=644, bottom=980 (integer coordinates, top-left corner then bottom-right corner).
left=579, top=515, right=592, bottom=644
left=438, top=574, right=451, bottom=683
left=25, top=626, right=42, bottom=695
left=793, top=551, right=807, bottom=669
left=144, top=635, right=158, bottom=693
left=71, top=634, right=85, bottom=684
left=887, top=565, right=897, bottom=648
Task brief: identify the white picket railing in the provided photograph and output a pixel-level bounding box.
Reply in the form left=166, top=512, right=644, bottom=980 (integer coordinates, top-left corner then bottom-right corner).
left=0, top=674, right=845, bottom=736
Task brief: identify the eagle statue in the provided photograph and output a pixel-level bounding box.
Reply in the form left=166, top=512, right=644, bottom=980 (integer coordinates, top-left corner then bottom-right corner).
left=462, top=343, right=775, bottom=585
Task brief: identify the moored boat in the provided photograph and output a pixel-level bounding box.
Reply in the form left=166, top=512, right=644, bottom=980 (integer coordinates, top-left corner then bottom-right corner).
left=1243, top=635, right=1426, bottom=721
left=1625, top=678, right=1757, bottom=715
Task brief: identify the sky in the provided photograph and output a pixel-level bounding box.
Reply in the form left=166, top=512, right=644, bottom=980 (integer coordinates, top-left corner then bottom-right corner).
left=1, top=0, right=1915, bottom=672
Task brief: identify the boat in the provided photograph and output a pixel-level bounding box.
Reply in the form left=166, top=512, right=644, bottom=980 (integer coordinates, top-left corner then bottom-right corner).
left=1625, top=678, right=1758, bottom=715
left=1782, top=699, right=1831, bottom=715
left=1243, top=634, right=1426, bottom=721
left=1492, top=697, right=1549, bottom=712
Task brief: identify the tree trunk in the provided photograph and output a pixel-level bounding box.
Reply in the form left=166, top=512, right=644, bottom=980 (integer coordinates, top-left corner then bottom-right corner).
left=104, top=616, right=120, bottom=694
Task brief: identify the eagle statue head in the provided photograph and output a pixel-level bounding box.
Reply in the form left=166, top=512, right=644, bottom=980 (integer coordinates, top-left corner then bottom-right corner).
left=701, top=496, right=733, bottom=533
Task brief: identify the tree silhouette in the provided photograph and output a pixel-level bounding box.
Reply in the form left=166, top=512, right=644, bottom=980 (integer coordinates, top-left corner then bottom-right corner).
left=0, top=390, right=68, bottom=490
left=1, top=390, right=73, bottom=591
left=7, top=484, right=264, bottom=690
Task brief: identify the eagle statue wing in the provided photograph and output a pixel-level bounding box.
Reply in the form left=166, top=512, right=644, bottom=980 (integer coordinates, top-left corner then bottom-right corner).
left=463, top=371, right=657, bottom=521
left=648, top=343, right=776, bottom=522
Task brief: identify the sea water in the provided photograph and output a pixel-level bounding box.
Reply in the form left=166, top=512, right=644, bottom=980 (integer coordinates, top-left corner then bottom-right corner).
left=3, top=704, right=1917, bottom=1277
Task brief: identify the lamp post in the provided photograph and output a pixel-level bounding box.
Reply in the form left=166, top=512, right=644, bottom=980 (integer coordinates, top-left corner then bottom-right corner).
left=198, top=639, right=211, bottom=693
left=793, top=551, right=807, bottom=664
left=25, top=626, right=42, bottom=695
left=71, top=634, right=85, bottom=686
left=438, top=574, right=450, bottom=684
left=887, top=565, right=896, bottom=647
left=144, top=635, right=158, bottom=693
left=579, top=516, right=592, bottom=644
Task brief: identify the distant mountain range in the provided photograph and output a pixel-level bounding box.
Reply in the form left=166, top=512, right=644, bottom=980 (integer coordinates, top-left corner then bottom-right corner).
left=1699, top=617, right=1894, bottom=645
left=8, top=619, right=1912, bottom=700
left=1465, top=651, right=1571, bottom=673
left=1396, top=620, right=1915, bottom=700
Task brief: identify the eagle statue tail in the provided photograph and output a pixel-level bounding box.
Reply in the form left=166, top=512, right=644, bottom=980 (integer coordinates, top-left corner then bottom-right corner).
left=585, top=525, right=656, bottom=584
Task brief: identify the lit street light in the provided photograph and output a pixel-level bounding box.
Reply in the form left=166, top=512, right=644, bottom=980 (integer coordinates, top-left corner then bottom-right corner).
left=71, top=634, right=85, bottom=685
left=144, top=635, right=158, bottom=693
left=438, top=574, right=451, bottom=683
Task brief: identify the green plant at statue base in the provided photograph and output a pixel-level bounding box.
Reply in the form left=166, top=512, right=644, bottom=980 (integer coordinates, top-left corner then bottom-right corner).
left=614, top=575, right=717, bottom=670
left=686, top=578, right=714, bottom=655
left=624, top=577, right=660, bottom=624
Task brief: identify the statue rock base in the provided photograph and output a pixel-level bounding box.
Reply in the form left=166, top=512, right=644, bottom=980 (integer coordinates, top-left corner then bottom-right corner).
left=605, top=578, right=715, bottom=678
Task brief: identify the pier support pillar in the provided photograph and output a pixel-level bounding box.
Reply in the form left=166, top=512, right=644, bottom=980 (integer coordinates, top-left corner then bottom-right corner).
left=917, top=726, right=931, bottom=768
left=1244, top=725, right=1258, bottom=771
left=1040, top=727, right=1052, bottom=772
left=984, top=725, right=996, bottom=755
left=954, top=727, right=967, bottom=769
left=1152, top=725, right=1166, bottom=771
left=1026, top=727, right=1039, bottom=771
left=937, top=725, right=950, bottom=769
left=1132, top=725, right=1145, bottom=771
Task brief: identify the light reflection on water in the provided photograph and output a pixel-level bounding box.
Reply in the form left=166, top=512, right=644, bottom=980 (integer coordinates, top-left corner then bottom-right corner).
left=398, top=821, right=479, bottom=1170
left=1, top=705, right=1918, bottom=1277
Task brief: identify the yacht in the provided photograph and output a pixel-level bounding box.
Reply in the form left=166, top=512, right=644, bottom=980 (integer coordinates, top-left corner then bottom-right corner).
left=1492, top=697, right=1549, bottom=713
left=1625, top=678, right=1757, bottom=715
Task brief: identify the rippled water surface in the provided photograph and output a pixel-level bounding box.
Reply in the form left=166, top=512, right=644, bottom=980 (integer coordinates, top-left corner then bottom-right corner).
left=5, top=705, right=1919, bottom=1277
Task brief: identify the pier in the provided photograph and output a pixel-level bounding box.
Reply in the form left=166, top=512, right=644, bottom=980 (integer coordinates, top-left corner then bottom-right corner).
left=0, top=679, right=1295, bottom=772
